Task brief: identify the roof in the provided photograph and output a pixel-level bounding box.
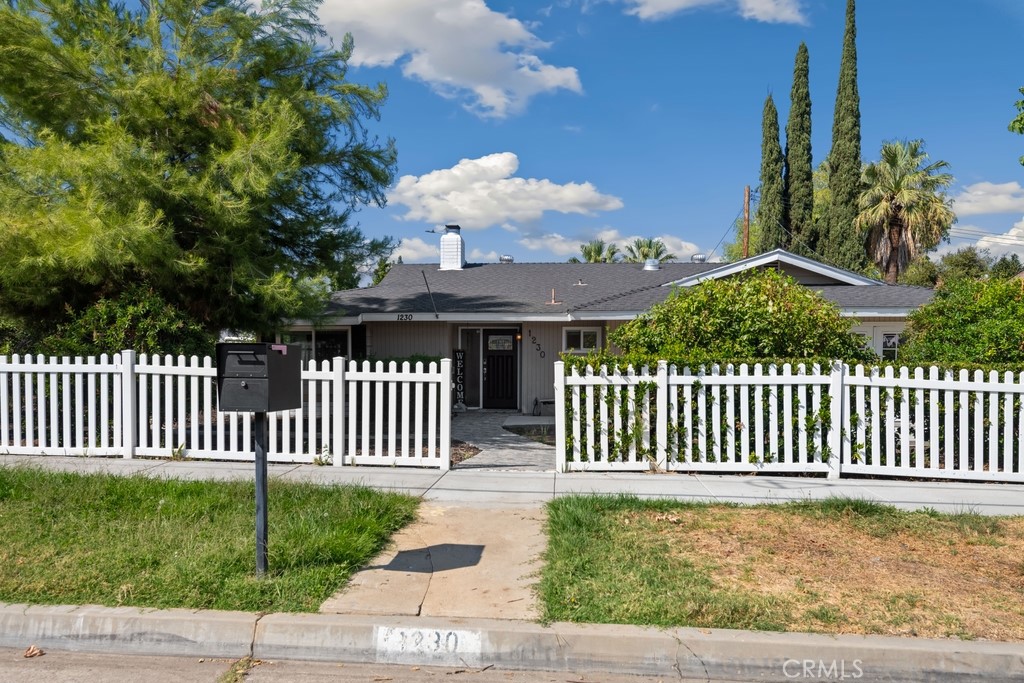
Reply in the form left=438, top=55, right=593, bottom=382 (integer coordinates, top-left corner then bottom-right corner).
left=322, top=251, right=934, bottom=323
left=325, top=261, right=716, bottom=321
left=669, top=249, right=880, bottom=287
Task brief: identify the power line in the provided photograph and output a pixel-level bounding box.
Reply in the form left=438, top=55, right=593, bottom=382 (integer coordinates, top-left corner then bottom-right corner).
left=707, top=204, right=746, bottom=261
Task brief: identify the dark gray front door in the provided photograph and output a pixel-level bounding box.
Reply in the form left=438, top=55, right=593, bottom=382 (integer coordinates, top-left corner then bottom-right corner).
left=482, top=329, right=517, bottom=409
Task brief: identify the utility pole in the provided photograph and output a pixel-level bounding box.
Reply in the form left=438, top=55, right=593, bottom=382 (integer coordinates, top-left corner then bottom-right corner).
left=742, top=185, right=751, bottom=258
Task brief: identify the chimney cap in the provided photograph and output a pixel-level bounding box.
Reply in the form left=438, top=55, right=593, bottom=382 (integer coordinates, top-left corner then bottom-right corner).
left=444, top=224, right=461, bottom=232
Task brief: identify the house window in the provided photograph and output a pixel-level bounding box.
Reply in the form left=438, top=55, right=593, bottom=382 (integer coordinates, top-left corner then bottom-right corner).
left=882, top=333, right=900, bottom=361
left=278, top=329, right=350, bottom=363
left=563, top=327, right=601, bottom=353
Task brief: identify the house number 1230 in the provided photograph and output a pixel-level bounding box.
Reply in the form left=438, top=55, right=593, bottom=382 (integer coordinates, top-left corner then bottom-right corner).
left=527, top=329, right=545, bottom=358
left=397, top=314, right=413, bottom=321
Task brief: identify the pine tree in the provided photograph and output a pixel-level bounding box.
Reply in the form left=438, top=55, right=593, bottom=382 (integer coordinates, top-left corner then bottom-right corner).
left=0, top=0, right=397, bottom=338
left=784, top=43, right=814, bottom=254
left=821, top=0, right=866, bottom=271
left=755, top=95, right=785, bottom=253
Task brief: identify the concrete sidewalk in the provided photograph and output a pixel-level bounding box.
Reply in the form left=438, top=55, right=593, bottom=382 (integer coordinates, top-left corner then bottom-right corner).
left=2, top=454, right=1024, bottom=681
left=3, top=454, right=1023, bottom=514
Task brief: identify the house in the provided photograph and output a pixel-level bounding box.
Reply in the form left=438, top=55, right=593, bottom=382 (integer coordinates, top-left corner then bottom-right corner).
left=282, top=226, right=934, bottom=414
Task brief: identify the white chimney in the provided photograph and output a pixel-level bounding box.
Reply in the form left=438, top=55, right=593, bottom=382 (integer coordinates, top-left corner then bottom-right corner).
left=439, top=224, right=465, bottom=271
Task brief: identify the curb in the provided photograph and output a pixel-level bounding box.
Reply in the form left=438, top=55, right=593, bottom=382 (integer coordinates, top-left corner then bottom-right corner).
left=3, top=603, right=1024, bottom=681
left=0, top=603, right=256, bottom=658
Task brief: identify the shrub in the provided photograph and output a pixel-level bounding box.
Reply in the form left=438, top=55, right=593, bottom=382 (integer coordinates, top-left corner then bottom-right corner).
left=608, top=269, right=875, bottom=363
left=899, top=277, right=1024, bottom=364
left=40, top=285, right=216, bottom=357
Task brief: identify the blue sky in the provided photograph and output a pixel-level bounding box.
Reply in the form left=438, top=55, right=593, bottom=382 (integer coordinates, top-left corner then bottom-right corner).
left=317, top=0, right=1024, bottom=267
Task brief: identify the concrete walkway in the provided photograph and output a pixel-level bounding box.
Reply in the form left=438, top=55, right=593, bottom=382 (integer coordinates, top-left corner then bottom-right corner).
left=320, top=503, right=544, bottom=621
left=2, top=453, right=1024, bottom=681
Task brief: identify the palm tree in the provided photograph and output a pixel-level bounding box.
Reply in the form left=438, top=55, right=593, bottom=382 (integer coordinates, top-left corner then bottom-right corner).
left=855, top=140, right=955, bottom=284
left=568, top=239, right=621, bottom=263
left=622, top=237, right=677, bottom=264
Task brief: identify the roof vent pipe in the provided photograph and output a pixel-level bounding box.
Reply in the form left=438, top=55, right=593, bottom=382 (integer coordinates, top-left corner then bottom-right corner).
left=690, top=253, right=707, bottom=263
left=643, top=258, right=660, bottom=271
left=439, top=224, right=465, bottom=271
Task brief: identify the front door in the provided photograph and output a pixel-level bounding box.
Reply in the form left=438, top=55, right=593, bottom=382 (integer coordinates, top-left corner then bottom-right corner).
left=483, top=329, right=518, bottom=409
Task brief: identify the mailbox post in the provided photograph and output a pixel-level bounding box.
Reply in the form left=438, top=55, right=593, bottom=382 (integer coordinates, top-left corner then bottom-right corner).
left=216, top=343, right=302, bottom=575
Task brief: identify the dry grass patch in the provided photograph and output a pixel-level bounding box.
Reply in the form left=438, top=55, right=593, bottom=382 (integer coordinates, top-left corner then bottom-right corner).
left=637, top=504, right=1024, bottom=640
left=541, top=495, right=1024, bottom=641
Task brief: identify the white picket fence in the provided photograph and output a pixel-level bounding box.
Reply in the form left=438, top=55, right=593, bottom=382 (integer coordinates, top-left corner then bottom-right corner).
left=0, top=352, right=451, bottom=469
left=554, top=361, right=1024, bottom=482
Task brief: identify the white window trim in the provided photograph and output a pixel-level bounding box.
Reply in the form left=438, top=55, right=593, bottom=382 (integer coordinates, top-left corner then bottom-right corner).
left=563, top=326, right=602, bottom=354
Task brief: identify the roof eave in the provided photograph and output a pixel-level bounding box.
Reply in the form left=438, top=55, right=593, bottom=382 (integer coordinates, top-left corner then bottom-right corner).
left=668, top=249, right=880, bottom=288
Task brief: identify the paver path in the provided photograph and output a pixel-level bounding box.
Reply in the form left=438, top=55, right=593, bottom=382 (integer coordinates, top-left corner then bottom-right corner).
left=450, top=411, right=555, bottom=471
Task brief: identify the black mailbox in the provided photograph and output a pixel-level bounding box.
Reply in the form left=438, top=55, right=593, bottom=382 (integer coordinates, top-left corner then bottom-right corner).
left=216, top=343, right=302, bottom=412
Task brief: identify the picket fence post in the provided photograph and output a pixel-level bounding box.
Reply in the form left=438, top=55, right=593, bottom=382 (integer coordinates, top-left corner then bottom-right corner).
left=655, top=360, right=668, bottom=470
left=553, top=361, right=566, bottom=473
left=826, top=359, right=845, bottom=479
left=332, top=357, right=346, bottom=466
left=120, top=349, right=137, bottom=459
left=439, top=358, right=452, bottom=471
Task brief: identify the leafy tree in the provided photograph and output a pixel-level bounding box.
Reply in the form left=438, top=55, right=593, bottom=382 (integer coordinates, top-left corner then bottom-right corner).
left=991, top=253, right=1024, bottom=279
left=898, top=256, right=938, bottom=287
left=370, top=255, right=402, bottom=286
left=608, top=269, right=875, bottom=362
left=0, top=0, right=396, bottom=341
left=41, top=286, right=216, bottom=357
left=569, top=239, right=621, bottom=263
left=784, top=43, right=815, bottom=254
left=820, top=0, right=866, bottom=272
left=622, top=238, right=676, bottom=263
left=1010, top=86, right=1024, bottom=165
left=854, top=140, right=955, bottom=284
left=812, top=160, right=832, bottom=227
left=935, top=246, right=990, bottom=284
left=900, top=277, right=1024, bottom=364
left=754, top=95, right=785, bottom=253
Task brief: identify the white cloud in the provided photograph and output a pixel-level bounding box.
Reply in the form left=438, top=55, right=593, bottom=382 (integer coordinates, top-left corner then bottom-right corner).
left=518, top=232, right=586, bottom=256
left=526, top=228, right=707, bottom=261
left=977, top=217, right=1024, bottom=258
left=608, top=230, right=704, bottom=260
left=621, top=0, right=806, bottom=23
left=952, top=181, right=1024, bottom=217
left=318, top=0, right=582, bottom=118
left=393, top=237, right=438, bottom=262
left=945, top=218, right=1024, bottom=259
left=389, top=152, right=624, bottom=229
left=469, top=248, right=500, bottom=261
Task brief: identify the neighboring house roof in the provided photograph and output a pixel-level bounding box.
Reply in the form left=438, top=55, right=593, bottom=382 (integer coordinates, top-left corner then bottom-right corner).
left=321, top=250, right=934, bottom=324
left=668, top=249, right=879, bottom=287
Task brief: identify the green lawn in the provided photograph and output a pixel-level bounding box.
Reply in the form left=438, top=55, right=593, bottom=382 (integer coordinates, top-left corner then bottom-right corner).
left=0, top=466, right=418, bottom=613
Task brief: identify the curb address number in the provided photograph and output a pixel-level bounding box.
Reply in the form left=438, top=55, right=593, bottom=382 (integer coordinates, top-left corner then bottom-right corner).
left=375, top=626, right=482, bottom=665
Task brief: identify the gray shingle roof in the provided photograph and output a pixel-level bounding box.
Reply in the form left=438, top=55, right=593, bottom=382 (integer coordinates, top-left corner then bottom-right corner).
left=327, top=262, right=717, bottom=317
left=813, top=285, right=934, bottom=308
left=326, top=261, right=934, bottom=319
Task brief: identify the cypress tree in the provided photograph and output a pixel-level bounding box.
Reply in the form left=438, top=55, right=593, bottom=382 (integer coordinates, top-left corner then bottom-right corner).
left=821, top=0, right=866, bottom=271
left=784, top=43, right=814, bottom=254
left=755, top=95, right=785, bottom=254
